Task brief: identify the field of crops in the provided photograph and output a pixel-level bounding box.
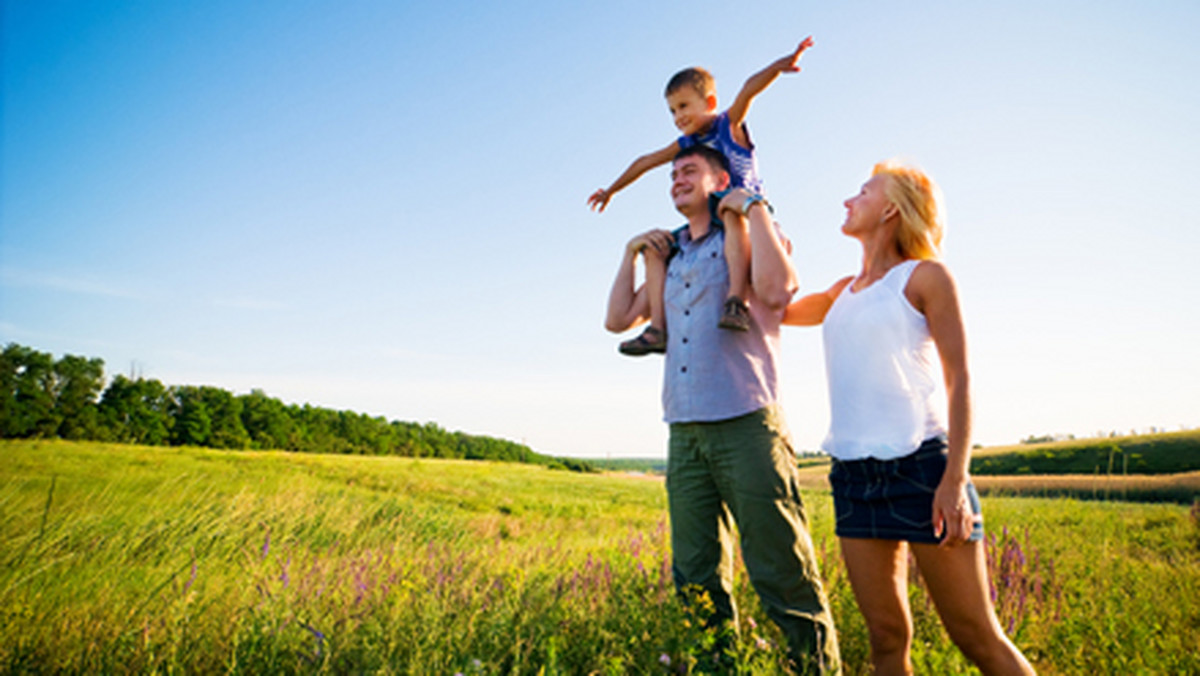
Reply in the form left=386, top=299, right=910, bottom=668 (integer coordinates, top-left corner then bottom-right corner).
left=971, top=429, right=1200, bottom=476
left=2, top=440, right=1198, bottom=674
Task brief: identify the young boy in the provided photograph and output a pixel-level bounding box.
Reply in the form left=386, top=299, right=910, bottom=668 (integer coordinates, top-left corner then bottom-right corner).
left=589, top=38, right=814, bottom=356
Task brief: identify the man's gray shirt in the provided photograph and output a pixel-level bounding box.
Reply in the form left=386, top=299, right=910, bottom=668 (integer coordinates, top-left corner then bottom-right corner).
left=662, top=223, right=790, bottom=424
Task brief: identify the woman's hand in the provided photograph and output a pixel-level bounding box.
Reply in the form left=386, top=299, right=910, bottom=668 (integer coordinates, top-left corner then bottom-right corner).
left=932, top=475, right=977, bottom=547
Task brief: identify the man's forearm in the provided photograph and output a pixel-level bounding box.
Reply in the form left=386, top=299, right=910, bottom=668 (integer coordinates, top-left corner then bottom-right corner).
left=605, top=249, right=642, bottom=333
left=747, top=206, right=797, bottom=309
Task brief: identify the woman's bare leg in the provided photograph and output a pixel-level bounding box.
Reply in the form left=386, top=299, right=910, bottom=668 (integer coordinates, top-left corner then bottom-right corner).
left=840, top=537, right=915, bottom=676
left=911, top=542, right=1036, bottom=675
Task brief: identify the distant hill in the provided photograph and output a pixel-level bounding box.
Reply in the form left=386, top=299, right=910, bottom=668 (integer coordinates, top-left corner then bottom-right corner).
left=590, top=451, right=856, bottom=476
left=971, top=429, right=1200, bottom=476
left=589, top=458, right=666, bottom=474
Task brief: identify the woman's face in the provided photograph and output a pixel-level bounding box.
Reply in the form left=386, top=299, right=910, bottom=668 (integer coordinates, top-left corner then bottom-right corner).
left=841, top=174, right=893, bottom=239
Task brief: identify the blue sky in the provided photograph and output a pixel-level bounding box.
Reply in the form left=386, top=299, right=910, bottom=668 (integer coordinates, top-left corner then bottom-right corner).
left=3, top=1, right=1198, bottom=458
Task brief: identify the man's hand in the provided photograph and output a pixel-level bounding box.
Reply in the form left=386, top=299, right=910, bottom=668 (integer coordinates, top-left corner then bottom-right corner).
left=716, top=188, right=756, bottom=219
left=628, top=229, right=675, bottom=259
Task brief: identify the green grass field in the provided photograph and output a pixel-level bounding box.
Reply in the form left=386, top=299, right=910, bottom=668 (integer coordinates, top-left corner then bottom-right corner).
left=2, top=440, right=1198, bottom=674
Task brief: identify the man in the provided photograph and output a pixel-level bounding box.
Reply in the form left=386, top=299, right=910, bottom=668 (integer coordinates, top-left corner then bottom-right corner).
left=604, top=145, right=840, bottom=673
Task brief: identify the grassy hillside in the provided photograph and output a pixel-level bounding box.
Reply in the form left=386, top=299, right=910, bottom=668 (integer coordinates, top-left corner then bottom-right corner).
left=587, top=457, right=666, bottom=474
left=2, top=439, right=1198, bottom=674
left=971, top=429, right=1200, bottom=475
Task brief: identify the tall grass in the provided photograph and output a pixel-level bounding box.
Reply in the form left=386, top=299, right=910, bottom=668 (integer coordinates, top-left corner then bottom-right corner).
left=2, top=440, right=1198, bottom=674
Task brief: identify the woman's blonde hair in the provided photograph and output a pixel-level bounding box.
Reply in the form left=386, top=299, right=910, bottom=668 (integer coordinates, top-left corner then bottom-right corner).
left=872, top=160, right=946, bottom=260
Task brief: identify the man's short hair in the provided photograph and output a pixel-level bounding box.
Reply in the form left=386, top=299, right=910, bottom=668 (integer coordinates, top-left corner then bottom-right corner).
left=675, top=145, right=731, bottom=177
left=665, top=67, right=716, bottom=99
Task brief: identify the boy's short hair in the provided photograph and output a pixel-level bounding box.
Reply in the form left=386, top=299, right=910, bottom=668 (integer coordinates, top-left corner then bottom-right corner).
left=665, top=67, right=716, bottom=99
left=674, top=145, right=730, bottom=177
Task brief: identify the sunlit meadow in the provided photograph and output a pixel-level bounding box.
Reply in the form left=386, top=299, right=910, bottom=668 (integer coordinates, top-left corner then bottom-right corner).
left=2, top=440, right=1198, bottom=674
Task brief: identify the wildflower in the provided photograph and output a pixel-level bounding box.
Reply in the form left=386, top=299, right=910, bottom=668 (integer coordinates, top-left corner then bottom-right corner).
left=261, top=531, right=271, bottom=559
left=756, top=636, right=770, bottom=650
left=659, top=653, right=671, bottom=666
left=184, top=559, right=198, bottom=593
left=303, top=623, right=326, bottom=658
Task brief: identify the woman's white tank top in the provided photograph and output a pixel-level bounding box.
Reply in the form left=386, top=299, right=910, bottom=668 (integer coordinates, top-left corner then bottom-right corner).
left=821, top=259, right=947, bottom=461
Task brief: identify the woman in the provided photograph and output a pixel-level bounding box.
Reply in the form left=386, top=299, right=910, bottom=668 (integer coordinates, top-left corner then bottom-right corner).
left=783, top=161, right=1035, bottom=675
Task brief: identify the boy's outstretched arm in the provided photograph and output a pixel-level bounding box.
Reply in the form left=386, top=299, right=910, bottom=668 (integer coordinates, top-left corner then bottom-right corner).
left=726, top=36, right=814, bottom=148
left=588, top=142, right=678, bottom=212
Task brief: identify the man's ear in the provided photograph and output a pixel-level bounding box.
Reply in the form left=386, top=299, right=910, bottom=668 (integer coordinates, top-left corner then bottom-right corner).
left=717, top=170, right=731, bottom=191
left=705, top=94, right=718, bottom=112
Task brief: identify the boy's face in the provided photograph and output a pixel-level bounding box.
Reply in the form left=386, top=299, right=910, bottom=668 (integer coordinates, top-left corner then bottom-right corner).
left=666, top=87, right=717, bottom=136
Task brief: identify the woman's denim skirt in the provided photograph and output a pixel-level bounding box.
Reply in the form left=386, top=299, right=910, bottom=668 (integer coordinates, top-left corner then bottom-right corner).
left=829, top=437, right=984, bottom=544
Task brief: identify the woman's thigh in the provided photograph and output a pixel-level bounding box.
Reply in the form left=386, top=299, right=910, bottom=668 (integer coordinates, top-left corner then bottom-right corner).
left=839, top=537, right=912, bottom=639
left=910, top=541, right=1004, bottom=642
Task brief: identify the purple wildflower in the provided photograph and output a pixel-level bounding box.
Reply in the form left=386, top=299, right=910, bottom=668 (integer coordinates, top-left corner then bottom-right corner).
left=184, top=559, right=198, bottom=593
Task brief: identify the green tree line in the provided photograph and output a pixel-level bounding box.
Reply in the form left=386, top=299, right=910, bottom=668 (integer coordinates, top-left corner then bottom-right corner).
left=0, top=343, right=593, bottom=471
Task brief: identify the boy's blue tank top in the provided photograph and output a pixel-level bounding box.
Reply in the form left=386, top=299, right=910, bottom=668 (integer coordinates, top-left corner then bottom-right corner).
left=677, top=110, right=764, bottom=195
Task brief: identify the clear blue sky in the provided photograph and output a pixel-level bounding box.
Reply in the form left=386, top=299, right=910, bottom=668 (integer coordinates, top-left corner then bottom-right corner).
left=4, top=1, right=1198, bottom=458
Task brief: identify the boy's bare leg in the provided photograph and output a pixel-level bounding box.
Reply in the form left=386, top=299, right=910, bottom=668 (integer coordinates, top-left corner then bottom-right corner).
left=720, top=216, right=752, bottom=331
left=618, top=247, right=669, bottom=356
left=645, top=248, right=667, bottom=333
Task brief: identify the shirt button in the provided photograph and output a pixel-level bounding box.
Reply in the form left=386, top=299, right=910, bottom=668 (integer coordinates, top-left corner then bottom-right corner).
left=681, top=366, right=688, bottom=373
left=685, top=283, right=690, bottom=289
left=682, top=337, right=688, bottom=344
left=684, top=310, right=690, bottom=316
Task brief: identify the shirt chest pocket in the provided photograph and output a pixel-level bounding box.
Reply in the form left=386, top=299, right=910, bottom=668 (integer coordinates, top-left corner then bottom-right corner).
left=666, top=240, right=728, bottom=308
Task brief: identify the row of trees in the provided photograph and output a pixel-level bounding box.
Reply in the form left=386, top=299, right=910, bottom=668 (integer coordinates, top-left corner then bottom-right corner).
left=0, top=343, right=593, bottom=471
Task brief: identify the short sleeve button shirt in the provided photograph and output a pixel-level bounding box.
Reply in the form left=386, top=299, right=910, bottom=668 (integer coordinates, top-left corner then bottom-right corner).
left=662, top=223, right=785, bottom=424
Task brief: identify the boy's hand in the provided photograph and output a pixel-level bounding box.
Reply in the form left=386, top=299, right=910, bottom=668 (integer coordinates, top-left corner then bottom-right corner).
left=773, top=36, right=814, bottom=74
left=588, top=188, right=612, bottom=212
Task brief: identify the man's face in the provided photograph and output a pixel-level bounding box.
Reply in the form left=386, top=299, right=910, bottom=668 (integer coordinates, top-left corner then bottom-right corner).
left=670, top=154, right=722, bottom=215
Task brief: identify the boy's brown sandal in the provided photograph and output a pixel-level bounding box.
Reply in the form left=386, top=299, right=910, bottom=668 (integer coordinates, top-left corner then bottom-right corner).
left=619, top=326, right=667, bottom=356
left=718, top=297, right=751, bottom=332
